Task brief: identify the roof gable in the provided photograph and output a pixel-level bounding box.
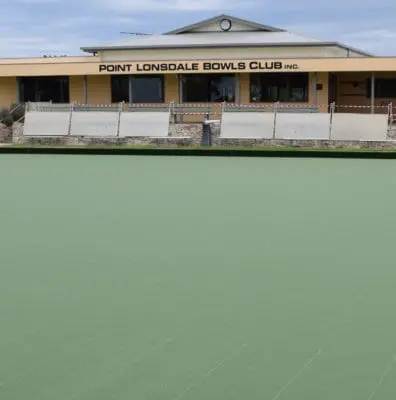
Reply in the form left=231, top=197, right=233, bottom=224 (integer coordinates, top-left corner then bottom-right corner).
left=80, top=14, right=372, bottom=56
left=164, top=14, right=284, bottom=35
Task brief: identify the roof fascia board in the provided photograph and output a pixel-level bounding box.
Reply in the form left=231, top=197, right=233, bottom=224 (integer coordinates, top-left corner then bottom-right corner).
left=334, top=42, right=372, bottom=57
left=81, top=42, right=371, bottom=55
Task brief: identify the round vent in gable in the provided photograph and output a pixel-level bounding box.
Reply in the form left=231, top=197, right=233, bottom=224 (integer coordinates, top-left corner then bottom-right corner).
left=219, top=19, right=232, bottom=32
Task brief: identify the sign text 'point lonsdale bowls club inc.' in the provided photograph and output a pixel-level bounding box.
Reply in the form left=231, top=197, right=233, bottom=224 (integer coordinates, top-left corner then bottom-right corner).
left=98, top=61, right=300, bottom=74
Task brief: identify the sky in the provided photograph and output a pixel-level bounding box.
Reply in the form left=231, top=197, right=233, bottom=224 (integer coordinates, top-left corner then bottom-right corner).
left=1, top=0, right=396, bottom=57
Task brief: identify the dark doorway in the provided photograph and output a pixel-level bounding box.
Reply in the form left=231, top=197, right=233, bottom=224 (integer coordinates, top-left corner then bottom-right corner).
left=328, top=73, right=338, bottom=111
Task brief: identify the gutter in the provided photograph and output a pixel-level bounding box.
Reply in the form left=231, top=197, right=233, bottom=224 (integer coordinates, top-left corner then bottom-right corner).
left=81, top=42, right=372, bottom=57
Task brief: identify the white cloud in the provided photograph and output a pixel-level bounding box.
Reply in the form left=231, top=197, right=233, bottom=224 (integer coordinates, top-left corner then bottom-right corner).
left=285, top=19, right=396, bottom=55
left=1, top=0, right=396, bottom=57
left=342, top=29, right=396, bottom=55
left=0, top=34, right=87, bottom=57
left=0, top=14, right=141, bottom=57
left=13, top=0, right=62, bottom=2
left=264, top=0, right=396, bottom=10
left=44, top=15, right=139, bottom=30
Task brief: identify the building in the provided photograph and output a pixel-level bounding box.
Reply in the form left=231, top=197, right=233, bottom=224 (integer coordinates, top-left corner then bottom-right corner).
left=1, top=14, right=396, bottom=115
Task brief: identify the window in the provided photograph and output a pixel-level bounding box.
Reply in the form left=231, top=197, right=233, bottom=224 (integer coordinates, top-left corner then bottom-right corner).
left=111, top=76, right=129, bottom=103
left=111, top=75, right=164, bottom=103
left=366, top=78, right=396, bottom=98
left=19, top=76, right=69, bottom=103
left=182, top=74, right=235, bottom=102
left=131, top=76, right=164, bottom=103
left=250, top=73, right=309, bottom=102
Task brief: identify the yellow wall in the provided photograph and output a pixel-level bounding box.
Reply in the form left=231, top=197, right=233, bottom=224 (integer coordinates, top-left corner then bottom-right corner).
left=70, top=76, right=85, bottom=104
left=164, top=74, right=179, bottom=103
left=317, top=72, right=329, bottom=112
left=87, top=75, right=111, bottom=104
left=100, top=46, right=356, bottom=62
left=0, top=77, right=17, bottom=108
left=337, top=72, right=396, bottom=113
left=2, top=56, right=396, bottom=77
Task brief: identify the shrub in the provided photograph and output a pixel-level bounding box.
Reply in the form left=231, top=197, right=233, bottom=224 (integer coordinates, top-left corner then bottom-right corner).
left=0, top=107, right=13, bottom=127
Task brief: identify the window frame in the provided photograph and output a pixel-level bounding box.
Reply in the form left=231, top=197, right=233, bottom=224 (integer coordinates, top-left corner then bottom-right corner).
left=19, top=76, right=70, bottom=103
left=111, top=75, right=165, bottom=104
left=181, top=74, right=236, bottom=103
left=130, top=75, right=165, bottom=104
left=249, top=72, right=309, bottom=103
left=366, top=77, right=396, bottom=99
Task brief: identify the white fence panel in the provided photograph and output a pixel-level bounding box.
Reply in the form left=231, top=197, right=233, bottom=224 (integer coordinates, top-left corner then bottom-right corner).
left=275, top=113, right=331, bottom=140
left=70, top=112, right=119, bottom=137
left=24, top=111, right=70, bottom=136
left=331, top=114, right=388, bottom=141
left=220, top=112, right=274, bottom=138
left=119, top=112, right=170, bottom=137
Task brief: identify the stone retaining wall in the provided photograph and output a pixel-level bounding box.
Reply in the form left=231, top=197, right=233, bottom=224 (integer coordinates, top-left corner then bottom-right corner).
left=19, top=136, right=195, bottom=147
left=213, top=137, right=396, bottom=149
left=0, top=123, right=12, bottom=143
left=13, top=123, right=203, bottom=147
left=11, top=121, right=396, bottom=149
left=12, top=122, right=24, bottom=143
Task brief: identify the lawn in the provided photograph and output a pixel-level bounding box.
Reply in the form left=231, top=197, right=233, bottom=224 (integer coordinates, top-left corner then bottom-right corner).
left=1, top=154, right=395, bottom=400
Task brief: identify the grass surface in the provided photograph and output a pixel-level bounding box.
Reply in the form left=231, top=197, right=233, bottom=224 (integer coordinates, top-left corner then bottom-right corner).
left=3, top=144, right=396, bottom=152
left=1, top=154, right=396, bottom=400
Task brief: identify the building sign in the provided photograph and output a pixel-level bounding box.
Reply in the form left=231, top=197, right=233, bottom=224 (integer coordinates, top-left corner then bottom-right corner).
left=98, top=60, right=299, bottom=74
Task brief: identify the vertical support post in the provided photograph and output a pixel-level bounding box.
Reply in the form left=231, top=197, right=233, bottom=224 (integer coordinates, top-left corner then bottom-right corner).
left=178, top=75, right=183, bottom=104
left=235, top=74, right=241, bottom=104
left=16, top=77, right=21, bottom=104
left=178, top=75, right=183, bottom=123
left=312, top=72, right=318, bottom=107
left=128, top=76, right=133, bottom=105
left=83, top=75, right=88, bottom=104
left=371, top=72, right=375, bottom=114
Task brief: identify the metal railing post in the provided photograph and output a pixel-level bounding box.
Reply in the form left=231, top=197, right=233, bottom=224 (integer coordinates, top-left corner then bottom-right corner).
left=388, top=102, right=393, bottom=136
left=67, top=102, right=73, bottom=135
left=116, top=102, right=123, bottom=137
left=272, top=101, right=279, bottom=139
left=329, top=102, right=335, bottom=140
